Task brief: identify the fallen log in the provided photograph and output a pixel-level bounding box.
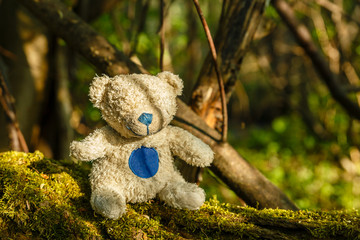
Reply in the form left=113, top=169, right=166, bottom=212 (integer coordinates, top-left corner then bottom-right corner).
left=0, top=151, right=358, bottom=239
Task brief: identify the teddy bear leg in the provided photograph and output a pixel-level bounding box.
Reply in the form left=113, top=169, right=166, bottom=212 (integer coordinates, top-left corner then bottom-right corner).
left=90, top=187, right=126, bottom=220
left=158, top=182, right=205, bottom=210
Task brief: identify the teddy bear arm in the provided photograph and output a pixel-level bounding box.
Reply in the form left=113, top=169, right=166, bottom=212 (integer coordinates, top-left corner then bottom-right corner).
left=70, top=128, right=107, bottom=161
left=169, top=126, right=214, bottom=167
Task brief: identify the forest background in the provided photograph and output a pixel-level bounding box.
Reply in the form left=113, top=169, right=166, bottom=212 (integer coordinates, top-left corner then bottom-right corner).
left=1, top=0, right=360, bottom=213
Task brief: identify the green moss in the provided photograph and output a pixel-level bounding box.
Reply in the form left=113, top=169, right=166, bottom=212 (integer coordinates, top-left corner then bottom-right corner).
left=129, top=198, right=289, bottom=239
left=0, top=151, right=100, bottom=239
left=1, top=151, right=360, bottom=239
left=225, top=203, right=360, bottom=239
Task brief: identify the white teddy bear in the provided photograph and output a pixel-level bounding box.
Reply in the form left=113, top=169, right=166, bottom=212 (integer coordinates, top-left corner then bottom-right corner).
left=70, top=71, right=214, bottom=220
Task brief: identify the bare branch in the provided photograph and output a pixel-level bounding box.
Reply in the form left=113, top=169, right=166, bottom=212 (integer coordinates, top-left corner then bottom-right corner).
left=192, top=0, right=228, bottom=142
left=190, top=0, right=265, bottom=133
left=16, top=0, right=145, bottom=76
left=314, top=0, right=360, bottom=25
left=273, top=0, right=360, bottom=121
left=0, top=45, right=17, bottom=61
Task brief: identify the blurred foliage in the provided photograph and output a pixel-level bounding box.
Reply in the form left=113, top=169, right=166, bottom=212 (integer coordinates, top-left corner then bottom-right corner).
left=232, top=114, right=360, bottom=210
left=202, top=113, right=360, bottom=210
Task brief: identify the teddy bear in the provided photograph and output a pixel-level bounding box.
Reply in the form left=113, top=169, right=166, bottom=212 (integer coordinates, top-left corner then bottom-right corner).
left=70, top=71, right=214, bottom=220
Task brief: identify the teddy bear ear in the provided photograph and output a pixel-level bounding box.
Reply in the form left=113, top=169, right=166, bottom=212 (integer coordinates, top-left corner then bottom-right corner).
left=89, top=74, right=110, bottom=109
left=156, top=71, right=184, bottom=96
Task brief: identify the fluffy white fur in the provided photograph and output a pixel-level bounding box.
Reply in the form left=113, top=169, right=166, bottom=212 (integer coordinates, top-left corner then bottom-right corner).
left=70, top=72, right=213, bottom=220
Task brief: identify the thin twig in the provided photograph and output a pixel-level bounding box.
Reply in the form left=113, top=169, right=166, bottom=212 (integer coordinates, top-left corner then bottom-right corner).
left=0, top=71, right=29, bottom=152
left=302, top=0, right=360, bottom=26
left=159, top=0, right=165, bottom=71
left=192, top=0, right=228, bottom=142
left=0, top=45, right=17, bottom=61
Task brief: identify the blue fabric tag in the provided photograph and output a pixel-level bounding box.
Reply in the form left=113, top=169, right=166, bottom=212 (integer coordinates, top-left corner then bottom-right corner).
left=128, top=146, right=159, bottom=178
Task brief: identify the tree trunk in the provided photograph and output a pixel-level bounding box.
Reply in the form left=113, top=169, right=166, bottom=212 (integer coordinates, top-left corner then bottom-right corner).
left=191, top=0, right=266, bottom=130
left=180, top=0, right=267, bottom=185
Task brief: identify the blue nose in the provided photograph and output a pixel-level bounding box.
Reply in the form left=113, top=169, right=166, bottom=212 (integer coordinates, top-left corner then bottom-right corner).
left=138, top=112, right=153, bottom=126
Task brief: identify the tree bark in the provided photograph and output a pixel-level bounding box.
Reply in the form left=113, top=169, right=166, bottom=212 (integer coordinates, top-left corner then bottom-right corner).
left=16, top=0, right=145, bottom=76
left=191, top=0, right=266, bottom=130
left=15, top=0, right=298, bottom=210
left=181, top=0, right=266, bottom=185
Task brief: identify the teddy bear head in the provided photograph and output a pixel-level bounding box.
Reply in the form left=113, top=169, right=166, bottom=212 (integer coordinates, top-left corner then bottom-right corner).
left=89, top=71, right=183, bottom=138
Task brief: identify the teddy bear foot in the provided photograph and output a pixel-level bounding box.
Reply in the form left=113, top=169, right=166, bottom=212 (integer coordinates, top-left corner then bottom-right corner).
left=159, top=182, right=205, bottom=210
left=91, top=188, right=126, bottom=220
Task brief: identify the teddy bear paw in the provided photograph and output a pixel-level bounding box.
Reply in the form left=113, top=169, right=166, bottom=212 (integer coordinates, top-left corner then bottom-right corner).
left=159, top=182, right=205, bottom=210
left=202, top=149, right=214, bottom=167
left=91, top=189, right=126, bottom=220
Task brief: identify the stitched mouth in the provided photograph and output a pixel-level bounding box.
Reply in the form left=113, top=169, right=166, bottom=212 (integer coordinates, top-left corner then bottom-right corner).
left=126, top=125, right=161, bottom=136
left=126, top=125, right=144, bottom=137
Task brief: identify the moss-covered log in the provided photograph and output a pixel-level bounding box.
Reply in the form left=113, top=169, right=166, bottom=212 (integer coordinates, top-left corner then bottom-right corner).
left=0, top=151, right=359, bottom=239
